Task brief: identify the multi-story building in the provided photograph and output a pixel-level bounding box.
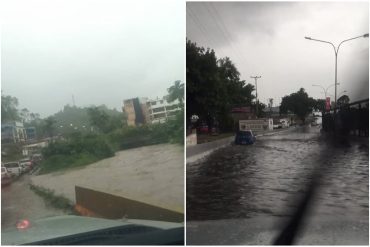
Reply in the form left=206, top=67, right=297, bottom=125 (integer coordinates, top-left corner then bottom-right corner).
left=123, top=96, right=181, bottom=126
left=146, top=97, right=181, bottom=124
left=1, top=121, right=28, bottom=144
left=123, top=97, right=148, bottom=126
left=25, top=127, right=37, bottom=140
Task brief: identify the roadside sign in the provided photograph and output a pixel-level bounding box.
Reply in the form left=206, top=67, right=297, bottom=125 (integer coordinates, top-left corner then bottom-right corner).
left=325, top=97, right=331, bottom=111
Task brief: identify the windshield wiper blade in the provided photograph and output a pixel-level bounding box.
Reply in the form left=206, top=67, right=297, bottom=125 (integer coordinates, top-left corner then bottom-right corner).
left=273, top=176, right=318, bottom=245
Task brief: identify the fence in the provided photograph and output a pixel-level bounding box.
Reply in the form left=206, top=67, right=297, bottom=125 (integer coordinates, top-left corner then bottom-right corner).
left=322, top=99, right=368, bottom=137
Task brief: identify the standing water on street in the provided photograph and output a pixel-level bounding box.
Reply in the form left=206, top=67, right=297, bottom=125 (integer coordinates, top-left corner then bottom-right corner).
left=187, top=126, right=368, bottom=244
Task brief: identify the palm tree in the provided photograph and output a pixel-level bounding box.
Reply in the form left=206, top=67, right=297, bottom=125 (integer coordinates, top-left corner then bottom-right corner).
left=167, top=80, right=184, bottom=104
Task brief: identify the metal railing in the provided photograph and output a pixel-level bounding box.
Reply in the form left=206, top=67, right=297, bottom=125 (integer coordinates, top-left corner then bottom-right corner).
left=322, top=98, right=369, bottom=136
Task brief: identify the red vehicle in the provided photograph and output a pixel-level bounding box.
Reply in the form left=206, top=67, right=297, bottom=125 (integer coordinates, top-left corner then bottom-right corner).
left=198, top=124, right=209, bottom=134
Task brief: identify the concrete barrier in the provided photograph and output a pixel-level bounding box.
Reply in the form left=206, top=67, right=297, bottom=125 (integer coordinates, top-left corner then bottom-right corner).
left=75, top=186, right=184, bottom=223
left=186, top=133, right=197, bottom=146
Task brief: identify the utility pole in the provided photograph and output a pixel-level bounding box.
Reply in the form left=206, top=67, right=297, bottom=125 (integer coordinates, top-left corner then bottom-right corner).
left=72, top=94, right=76, bottom=107
left=251, top=76, right=261, bottom=118
left=268, top=98, right=273, bottom=115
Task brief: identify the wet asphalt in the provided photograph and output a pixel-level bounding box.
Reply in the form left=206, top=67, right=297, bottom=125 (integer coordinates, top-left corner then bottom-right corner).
left=1, top=174, right=65, bottom=230
left=186, top=126, right=368, bottom=244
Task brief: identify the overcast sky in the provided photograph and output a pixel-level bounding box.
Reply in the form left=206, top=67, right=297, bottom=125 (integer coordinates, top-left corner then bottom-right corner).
left=187, top=1, right=369, bottom=107
left=2, top=0, right=184, bottom=117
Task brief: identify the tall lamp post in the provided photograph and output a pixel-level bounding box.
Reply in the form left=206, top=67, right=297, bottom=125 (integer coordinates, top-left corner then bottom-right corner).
left=305, top=34, right=369, bottom=112
left=312, top=83, right=338, bottom=98
left=251, top=76, right=261, bottom=117
left=328, top=90, right=347, bottom=101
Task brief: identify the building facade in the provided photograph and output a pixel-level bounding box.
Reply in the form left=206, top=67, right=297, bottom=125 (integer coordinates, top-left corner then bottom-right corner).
left=146, top=97, right=181, bottom=124
left=123, top=97, right=148, bottom=126
left=231, top=106, right=256, bottom=122
left=123, top=96, right=181, bottom=126
left=1, top=121, right=28, bottom=144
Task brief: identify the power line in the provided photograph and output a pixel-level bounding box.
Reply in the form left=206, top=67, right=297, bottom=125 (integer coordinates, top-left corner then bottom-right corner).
left=209, top=3, right=251, bottom=72
left=204, top=3, right=247, bottom=71
left=187, top=7, right=228, bottom=58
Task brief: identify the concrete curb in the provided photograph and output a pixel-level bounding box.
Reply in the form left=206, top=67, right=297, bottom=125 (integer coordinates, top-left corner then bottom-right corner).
left=187, top=127, right=296, bottom=164
left=186, top=139, right=233, bottom=164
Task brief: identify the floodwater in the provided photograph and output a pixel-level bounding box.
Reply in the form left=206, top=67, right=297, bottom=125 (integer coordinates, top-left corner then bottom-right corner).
left=186, top=126, right=368, bottom=244
left=1, top=175, right=65, bottom=230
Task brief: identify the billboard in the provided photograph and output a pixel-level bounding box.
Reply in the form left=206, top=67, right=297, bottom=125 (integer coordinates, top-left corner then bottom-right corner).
left=239, top=119, right=273, bottom=132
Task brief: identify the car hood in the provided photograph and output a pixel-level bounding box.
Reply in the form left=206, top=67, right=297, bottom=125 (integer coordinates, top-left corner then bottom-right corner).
left=1, top=215, right=183, bottom=245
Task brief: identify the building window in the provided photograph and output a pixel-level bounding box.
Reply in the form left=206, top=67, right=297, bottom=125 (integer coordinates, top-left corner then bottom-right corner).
left=153, top=113, right=166, bottom=118
left=166, top=105, right=178, bottom=111
left=152, top=107, right=165, bottom=113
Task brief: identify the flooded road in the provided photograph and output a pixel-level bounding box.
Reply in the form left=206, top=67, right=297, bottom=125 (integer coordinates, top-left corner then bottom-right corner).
left=186, top=126, right=368, bottom=244
left=1, top=175, right=65, bottom=230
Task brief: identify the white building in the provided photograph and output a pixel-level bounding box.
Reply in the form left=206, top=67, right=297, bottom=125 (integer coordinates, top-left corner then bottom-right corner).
left=146, top=97, right=181, bottom=124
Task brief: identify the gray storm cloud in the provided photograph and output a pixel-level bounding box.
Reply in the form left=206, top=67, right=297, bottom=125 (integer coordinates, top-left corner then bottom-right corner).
left=187, top=1, right=369, bottom=105
left=2, top=0, right=184, bottom=117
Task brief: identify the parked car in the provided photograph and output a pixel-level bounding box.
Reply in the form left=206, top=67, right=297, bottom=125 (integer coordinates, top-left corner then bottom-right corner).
left=273, top=123, right=282, bottom=129
left=1, top=167, right=12, bottom=185
left=3, top=162, right=22, bottom=177
left=21, top=163, right=31, bottom=173
left=31, top=154, right=43, bottom=165
left=235, top=130, right=256, bottom=145
left=20, top=158, right=33, bottom=172
left=197, top=124, right=209, bottom=134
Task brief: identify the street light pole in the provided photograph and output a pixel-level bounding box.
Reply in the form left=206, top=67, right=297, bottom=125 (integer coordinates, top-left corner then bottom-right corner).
left=327, top=90, right=347, bottom=100
left=251, top=76, right=261, bottom=118
left=305, top=34, right=369, bottom=112
left=312, top=83, right=338, bottom=99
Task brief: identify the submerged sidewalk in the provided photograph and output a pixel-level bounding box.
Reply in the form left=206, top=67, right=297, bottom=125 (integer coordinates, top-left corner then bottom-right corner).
left=187, top=127, right=297, bottom=163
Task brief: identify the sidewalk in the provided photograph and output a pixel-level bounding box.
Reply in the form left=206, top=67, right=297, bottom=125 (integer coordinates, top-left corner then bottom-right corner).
left=186, top=127, right=296, bottom=164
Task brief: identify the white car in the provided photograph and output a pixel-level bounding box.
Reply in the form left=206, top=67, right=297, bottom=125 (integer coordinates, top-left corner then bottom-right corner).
left=1, top=167, right=12, bottom=185
left=3, top=162, right=22, bottom=177
left=20, top=159, right=33, bottom=172
left=19, top=163, right=28, bottom=173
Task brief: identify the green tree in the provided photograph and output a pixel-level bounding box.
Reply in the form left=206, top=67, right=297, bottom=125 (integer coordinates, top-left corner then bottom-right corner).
left=87, top=107, right=110, bottom=133
left=280, top=88, right=315, bottom=122
left=43, top=116, right=57, bottom=138
left=20, top=108, right=30, bottom=123
left=313, top=99, right=326, bottom=112
left=186, top=40, right=255, bottom=131
left=167, top=80, right=184, bottom=104
left=1, top=94, right=21, bottom=123
left=337, top=95, right=350, bottom=107
left=252, top=102, right=266, bottom=118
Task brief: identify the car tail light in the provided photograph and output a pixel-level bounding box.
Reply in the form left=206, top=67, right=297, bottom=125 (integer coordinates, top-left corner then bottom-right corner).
left=16, top=219, right=30, bottom=230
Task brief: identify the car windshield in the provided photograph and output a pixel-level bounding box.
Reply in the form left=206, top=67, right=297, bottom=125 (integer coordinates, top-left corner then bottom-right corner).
left=2, top=0, right=184, bottom=245
left=4, top=163, right=19, bottom=168
left=240, top=131, right=252, bottom=136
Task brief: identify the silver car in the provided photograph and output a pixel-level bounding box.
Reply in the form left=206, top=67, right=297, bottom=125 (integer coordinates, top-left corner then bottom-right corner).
left=3, top=162, right=22, bottom=177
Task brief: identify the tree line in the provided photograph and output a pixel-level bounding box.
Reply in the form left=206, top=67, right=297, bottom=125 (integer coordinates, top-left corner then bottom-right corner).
left=186, top=40, right=265, bottom=131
